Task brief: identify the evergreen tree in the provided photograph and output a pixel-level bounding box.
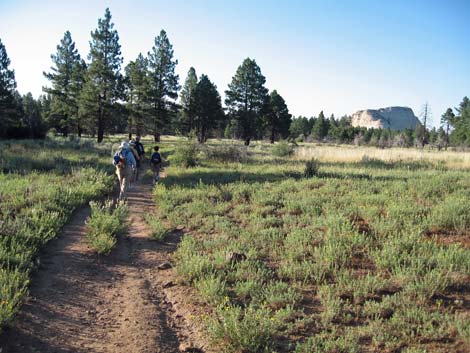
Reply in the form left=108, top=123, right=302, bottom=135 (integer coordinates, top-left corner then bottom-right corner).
left=289, top=116, right=307, bottom=139
left=450, top=97, right=470, bottom=146
left=180, top=67, right=198, bottom=135
left=79, top=8, right=124, bottom=142
left=125, top=53, right=150, bottom=138
left=0, top=38, right=18, bottom=137
left=44, top=31, right=86, bottom=136
left=147, top=29, right=180, bottom=142
left=225, top=58, right=268, bottom=145
left=193, top=74, right=224, bottom=143
left=21, top=93, right=45, bottom=138
left=264, top=90, right=291, bottom=143
left=311, top=111, right=329, bottom=140
left=440, top=108, right=455, bottom=150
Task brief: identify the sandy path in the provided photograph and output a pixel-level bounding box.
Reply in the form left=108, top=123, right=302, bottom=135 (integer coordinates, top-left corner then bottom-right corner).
left=0, top=173, right=201, bottom=353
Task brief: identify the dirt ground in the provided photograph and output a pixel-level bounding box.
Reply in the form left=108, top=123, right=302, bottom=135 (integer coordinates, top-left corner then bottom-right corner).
left=0, top=172, right=209, bottom=353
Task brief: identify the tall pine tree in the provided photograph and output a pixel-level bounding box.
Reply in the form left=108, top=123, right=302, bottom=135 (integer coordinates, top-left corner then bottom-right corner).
left=125, top=53, right=150, bottom=139
left=0, top=38, right=18, bottom=137
left=79, top=8, right=123, bottom=142
left=193, top=74, right=224, bottom=143
left=264, top=90, right=291, bottom=143
left=440, top=108, right=454, bottom=150
left=311, top=111, right=329, bottom=140
left=225, top=58, right=268, bottom=145
left=180, top=67, right=198, bottom=135
left=44, top=31, right=86, bottom=136
left=147, top=30, right=179, bottom=142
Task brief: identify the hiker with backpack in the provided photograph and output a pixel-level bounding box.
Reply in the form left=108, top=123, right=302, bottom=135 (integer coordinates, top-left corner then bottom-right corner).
left=128, top=140, right=140, bottom=182
left=135, top=135, right=145, bottom=159
left=113, top=141, right=136, bottom=200
left=150, top=146, right=162, bottom=185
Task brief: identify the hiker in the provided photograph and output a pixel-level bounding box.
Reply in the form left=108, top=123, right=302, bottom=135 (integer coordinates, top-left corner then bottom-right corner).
left=150, top=145, right=162, bottom=185
left=113, top=141, right=136, bottom=200
left=135, top=135, right=145, bottom=159
left=128, top=139, right=140, bottom=182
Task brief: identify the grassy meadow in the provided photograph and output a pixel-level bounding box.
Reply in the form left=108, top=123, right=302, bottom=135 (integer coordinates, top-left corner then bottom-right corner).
left=0, top=137, right=118, bottom=328
left=152, top=140, right=470, bottom=353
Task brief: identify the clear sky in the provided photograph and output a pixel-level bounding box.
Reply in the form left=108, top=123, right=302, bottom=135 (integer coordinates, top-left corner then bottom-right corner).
left=1, top=0, right=469, bottom=126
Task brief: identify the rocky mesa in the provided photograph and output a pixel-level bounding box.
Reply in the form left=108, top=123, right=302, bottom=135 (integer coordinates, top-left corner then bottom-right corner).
left=351, top=106, right=421, bottom=130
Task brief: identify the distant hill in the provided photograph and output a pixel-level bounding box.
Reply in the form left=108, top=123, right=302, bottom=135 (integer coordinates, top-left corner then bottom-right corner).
left=351, top=106, right=421, bottom=130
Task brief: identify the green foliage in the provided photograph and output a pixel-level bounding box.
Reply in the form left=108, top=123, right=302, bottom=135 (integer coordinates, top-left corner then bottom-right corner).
left=171, top=143, right=198, bottom=167
left=303, top=158, right=319, bottom=177
left=264, top=90, right=292, bottom=143
left=43, top=30, right=86, bottom=137
left=150, top=140, right=470, bottom=352
left=79, top=8, right=123, bottom=142
left=271, top=140, right=294, bottom=157
left=0, top=138, right=114, bottom=329
left=145, top=214, right=170, bottom=241
left=147, top=29, right=180, bottom=140
left=225, top=58, right=268, bottom=145
left=86, top=200, right=128, bottom=255
left=0, top=38, right=18, bottom=138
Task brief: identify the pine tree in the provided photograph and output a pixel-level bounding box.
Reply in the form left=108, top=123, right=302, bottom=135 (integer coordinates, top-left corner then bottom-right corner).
left=0, top=38, right=18, bottom=137
left=125, top=53, right=150, bottom=138
left=79, top=8, right=123, bottom=142
left=22, top=93, right=45, bottom=138
left=450, top=97, right=470, bottom=146
left=44, top=31, right=86, bottom=136
left=147, top=30, right=180, bottom=142
left=193, top=74, right=224, bottom=143
left=311, top=111, right=329, bottom=140
left=264, top=90, right=291, bottom=143
left=225, top=58, right=268, bottom=145
left=440, top=108, right=455, bottom=150
left=180, top=67, right=198, bottom=135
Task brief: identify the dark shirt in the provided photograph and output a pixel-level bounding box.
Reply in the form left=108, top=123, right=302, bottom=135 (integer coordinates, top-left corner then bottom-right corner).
left=136, top=142, right=145, bottom=156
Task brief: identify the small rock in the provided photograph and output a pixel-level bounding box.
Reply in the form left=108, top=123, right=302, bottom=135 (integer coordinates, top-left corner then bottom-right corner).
left=225, top=252, right=247, bottom=263
left=179, top=343, right=204, bottom=353
left=176, top=225, right=185, bottom=231
left=158, top=262, right=173, bottom=270
left=163, top=281, right=175, bottom=288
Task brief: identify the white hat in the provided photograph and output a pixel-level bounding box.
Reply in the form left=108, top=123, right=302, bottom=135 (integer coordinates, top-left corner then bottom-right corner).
left=119, top=141, right=129, bottom=149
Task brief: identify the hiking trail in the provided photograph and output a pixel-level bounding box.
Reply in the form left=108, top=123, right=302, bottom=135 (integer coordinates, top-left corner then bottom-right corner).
left=0, top=171, right=207, bottom=353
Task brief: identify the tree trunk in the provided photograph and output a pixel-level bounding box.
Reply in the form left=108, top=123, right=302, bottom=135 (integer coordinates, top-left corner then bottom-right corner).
left=97, top=108, right=104, bottom=143
left=270, top=128, right=275, bottom=144
left=445, top=123, right=449, bottom=151
left=244, top=138, right=250, bottom=146
left=77, top=123, right=82, bottom=138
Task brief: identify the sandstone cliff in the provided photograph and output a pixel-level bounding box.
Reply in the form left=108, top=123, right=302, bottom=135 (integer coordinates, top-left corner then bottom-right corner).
left=351, top=107, right=420, bottom=130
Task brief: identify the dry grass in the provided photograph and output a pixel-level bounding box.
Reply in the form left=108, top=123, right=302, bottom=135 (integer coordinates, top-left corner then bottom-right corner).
left=295, top=144, right=470, bottom=169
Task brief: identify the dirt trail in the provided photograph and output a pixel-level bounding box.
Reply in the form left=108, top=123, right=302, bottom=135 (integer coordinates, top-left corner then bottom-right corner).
left=0, top=172, right=204, bottom=353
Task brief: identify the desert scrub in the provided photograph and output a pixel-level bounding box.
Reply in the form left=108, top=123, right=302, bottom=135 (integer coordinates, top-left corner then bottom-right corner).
left=86, top=200, right=128, bottom=255
left=144, top=214, right=170, bottom=241
left=170, top=143, right=198, bottom=167
left=271, top=140, right=294, bottom=157
left=0, top=156, right=113, bottom=331
left=152, top=139, right=470, bottom=352
left=303, top=158, right=320, bottom=177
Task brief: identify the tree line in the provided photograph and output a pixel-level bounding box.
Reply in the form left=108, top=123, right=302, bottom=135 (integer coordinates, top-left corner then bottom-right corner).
left=0, top=8, right=468, bottom=147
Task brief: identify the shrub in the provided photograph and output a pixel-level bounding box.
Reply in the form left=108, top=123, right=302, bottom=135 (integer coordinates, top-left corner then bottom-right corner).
left=272, top=141, right=294, bottom=157
left=303, top=158, right=319, bottom=177
left=171, top=143, right=198, bottom=168
left=145, top=215, right=170, bottom=241
left=203, top=145, right=247, bottom=163
left=86, top=200, right=128, bottom=255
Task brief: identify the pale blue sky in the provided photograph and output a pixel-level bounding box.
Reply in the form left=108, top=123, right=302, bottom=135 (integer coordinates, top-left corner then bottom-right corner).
left=1, top=0, right=469, bottom=126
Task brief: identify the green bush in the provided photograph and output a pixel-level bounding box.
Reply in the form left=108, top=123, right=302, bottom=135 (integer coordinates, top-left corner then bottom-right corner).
left=271, top=140, right=294, bottom=157
left=145, top=215, right=170, bottom=241
left=303, top=158, right=320, bottom=177
left=86, top=200, right=128, bottom=255
left=171, top=143, right=198, bottom=168
left=203, top=145, right=247, bottom=163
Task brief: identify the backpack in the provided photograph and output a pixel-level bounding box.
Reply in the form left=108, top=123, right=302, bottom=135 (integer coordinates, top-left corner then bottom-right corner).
left=113, top=148, right=127, bottom=167
left=151, top=152, right=161, bottom=165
